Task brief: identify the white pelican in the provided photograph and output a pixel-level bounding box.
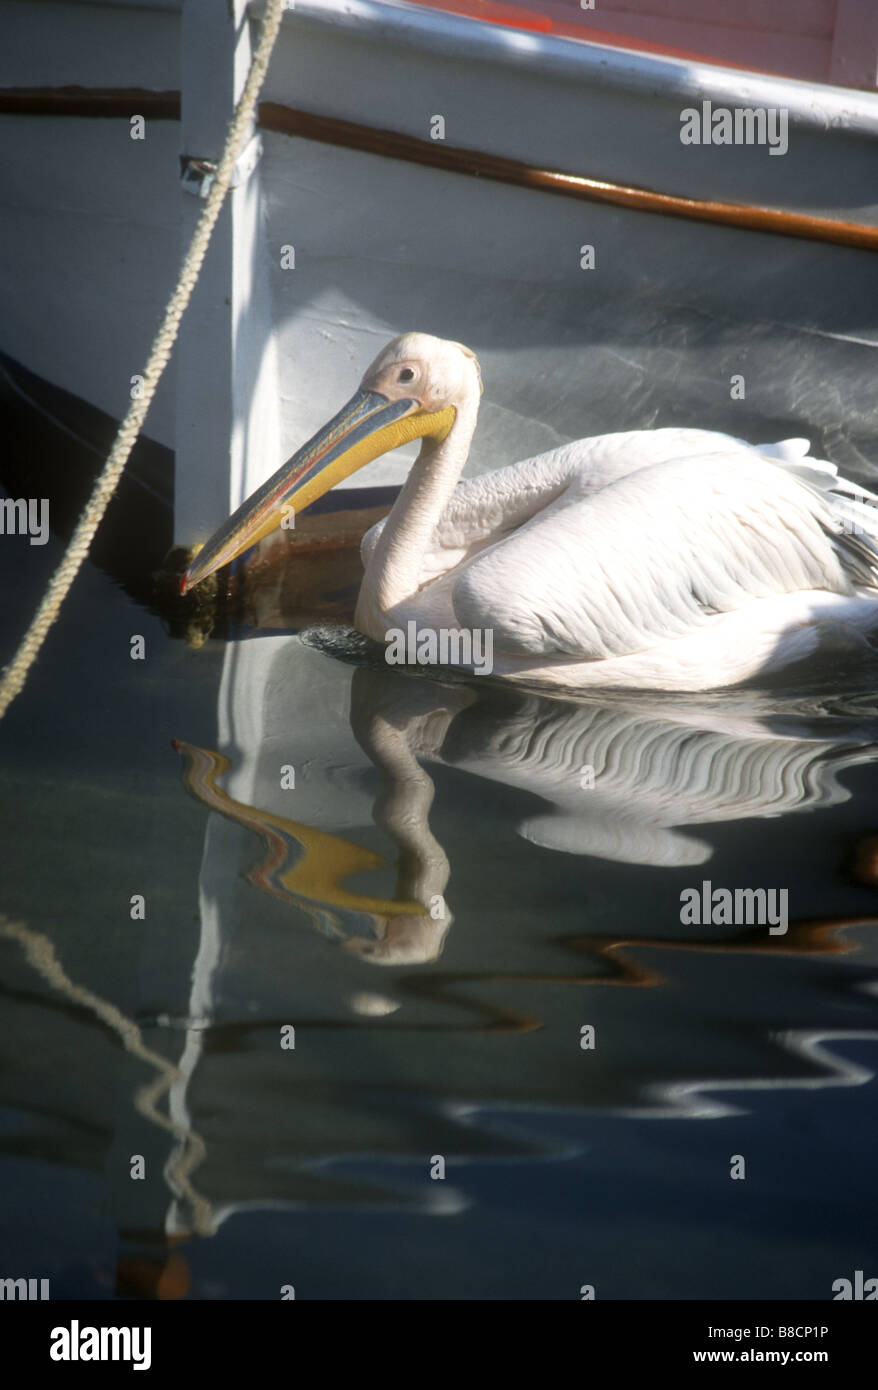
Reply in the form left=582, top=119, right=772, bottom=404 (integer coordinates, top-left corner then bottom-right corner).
left=181, top=333, right=878, bottom=690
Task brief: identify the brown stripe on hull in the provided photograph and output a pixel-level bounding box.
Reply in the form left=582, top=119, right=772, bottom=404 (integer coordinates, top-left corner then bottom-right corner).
left=260, top=103, right=878, bottom=253
left=1, top=86, right=875, bottom=252
left=0, top=86, right=180, bottom=118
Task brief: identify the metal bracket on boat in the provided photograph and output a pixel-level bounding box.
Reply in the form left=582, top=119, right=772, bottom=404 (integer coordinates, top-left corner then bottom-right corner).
left=180, top=133, right=264, bottom=199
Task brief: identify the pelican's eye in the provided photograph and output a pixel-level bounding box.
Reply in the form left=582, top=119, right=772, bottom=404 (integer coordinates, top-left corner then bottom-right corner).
left=398, top=367, right=415, bottom=383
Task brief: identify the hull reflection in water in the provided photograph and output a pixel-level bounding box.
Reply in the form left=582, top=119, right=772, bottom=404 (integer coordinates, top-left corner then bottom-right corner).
left=63, top=633, right=867, bottom=1247
left=5, top=635, right=877, bottom=1278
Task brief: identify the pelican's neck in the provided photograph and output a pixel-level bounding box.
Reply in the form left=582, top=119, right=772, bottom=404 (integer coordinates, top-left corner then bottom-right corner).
left=356, top=390, right=478, bottom=634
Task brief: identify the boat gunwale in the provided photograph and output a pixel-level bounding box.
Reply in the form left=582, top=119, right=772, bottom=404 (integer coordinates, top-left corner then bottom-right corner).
left=260, top=0, right=878, bottom=136
left=19, top=0, right=878, bottom=133
left=1, top=87, right=875, bottom=249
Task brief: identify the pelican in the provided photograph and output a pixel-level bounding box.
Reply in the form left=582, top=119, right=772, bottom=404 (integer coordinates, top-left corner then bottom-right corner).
left=181, top=333, right=878, bottom=690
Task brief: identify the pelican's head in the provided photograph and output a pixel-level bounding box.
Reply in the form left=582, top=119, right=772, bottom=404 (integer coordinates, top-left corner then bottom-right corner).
left=360, top=331, right=482, bottom=411
left=341, top=908, right=452, bottom=966
left=180, top=333, right=482, bottom=594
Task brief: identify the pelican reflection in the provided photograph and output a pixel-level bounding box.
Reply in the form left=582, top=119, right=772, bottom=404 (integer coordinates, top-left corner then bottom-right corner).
left=176, top=657, right=878, bottom=964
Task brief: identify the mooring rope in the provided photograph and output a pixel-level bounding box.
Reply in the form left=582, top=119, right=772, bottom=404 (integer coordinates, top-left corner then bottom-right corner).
left=0, top=913, right=216, bottom=1235
left=0, top=0, right=285, bottom=720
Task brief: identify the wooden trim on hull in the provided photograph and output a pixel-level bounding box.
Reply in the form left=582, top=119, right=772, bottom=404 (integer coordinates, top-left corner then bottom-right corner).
left=0, top=85, right=876, bottom=253
left=260, top=102, right=878, bottom=254
left=0, top=87, right=181, bottom=118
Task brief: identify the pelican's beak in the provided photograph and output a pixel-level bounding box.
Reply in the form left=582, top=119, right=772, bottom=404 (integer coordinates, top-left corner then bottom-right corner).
left=180, top=390, right=456, bottom=594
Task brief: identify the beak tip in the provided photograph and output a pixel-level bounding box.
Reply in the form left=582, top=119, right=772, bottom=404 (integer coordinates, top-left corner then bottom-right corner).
left=173, top=389, right=413, bottom=601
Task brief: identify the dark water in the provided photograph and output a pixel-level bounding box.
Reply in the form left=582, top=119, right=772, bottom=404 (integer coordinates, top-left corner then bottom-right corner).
left=2, top=518, right=878, bottom=1301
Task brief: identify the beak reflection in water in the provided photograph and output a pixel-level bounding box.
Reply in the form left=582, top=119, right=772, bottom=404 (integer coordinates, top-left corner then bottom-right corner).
left=173, top=739, right=449, bottom=964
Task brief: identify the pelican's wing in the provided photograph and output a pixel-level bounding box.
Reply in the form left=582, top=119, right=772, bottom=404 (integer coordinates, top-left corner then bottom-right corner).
left=451, top=451, right=878, bottom=660
left=432, top=428, right=779, bottom=548
left=361, top=427, right=780, bottom=573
